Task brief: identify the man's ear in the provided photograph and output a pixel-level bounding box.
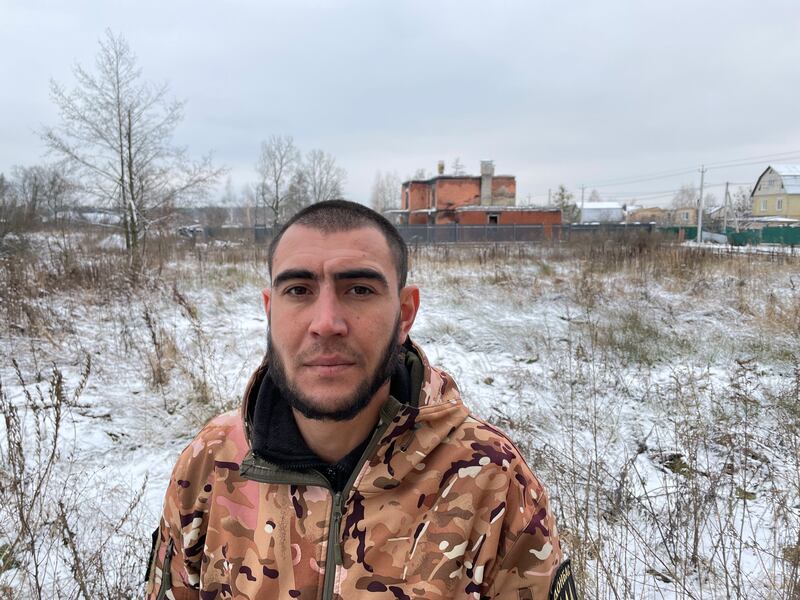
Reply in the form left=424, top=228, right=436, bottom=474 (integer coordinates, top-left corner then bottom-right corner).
left=397, top=285, right=420, bottom=344
left=261, top=288, right=271, bottom=319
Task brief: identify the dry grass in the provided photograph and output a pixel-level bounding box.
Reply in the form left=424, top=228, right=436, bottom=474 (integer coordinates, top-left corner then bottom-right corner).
left=2, top=227, right=799, bottom=598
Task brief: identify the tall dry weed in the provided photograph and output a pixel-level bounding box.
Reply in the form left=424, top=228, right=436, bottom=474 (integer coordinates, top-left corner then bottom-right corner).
left=0, top=356, right=149, bottom=599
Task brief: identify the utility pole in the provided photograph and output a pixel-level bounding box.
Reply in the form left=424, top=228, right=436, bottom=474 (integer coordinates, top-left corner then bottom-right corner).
left=696, top=165, right=706, bottom=242
left=580, top=185, right=586, bottom=216
left=723, top=182, right=729, bottom=232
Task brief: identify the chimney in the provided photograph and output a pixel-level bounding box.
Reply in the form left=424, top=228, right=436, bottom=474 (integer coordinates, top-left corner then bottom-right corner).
left=437, top=160, right=445, bottom=175
left=480, top=160, right=494, bottom=205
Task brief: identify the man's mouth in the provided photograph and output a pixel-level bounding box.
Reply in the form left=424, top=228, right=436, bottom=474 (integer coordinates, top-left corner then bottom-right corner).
left=303, top=356, right=356, bottom=375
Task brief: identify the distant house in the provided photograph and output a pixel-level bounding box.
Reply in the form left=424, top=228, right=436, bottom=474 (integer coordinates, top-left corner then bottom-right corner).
left=751, top=165, right=800, bottom=218
left=580, top=202, right=624, bottom=223
left=705, top=204, right=744, bottom=230
left=627, top=207, right=668, bottom=225
left=667, top=206, right=698, bottom=227
left=400, top=161, right=515, bottom=225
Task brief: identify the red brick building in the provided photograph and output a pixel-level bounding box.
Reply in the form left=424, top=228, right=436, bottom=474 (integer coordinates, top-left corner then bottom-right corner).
left=400, top=161, right=516, bottom=225
left=393, top=161, right=560, bottom=231
left=455, top=206, right=561, bottom=227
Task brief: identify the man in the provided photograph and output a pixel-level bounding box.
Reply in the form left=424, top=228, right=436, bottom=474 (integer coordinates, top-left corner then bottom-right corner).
left=146, top=200, right=577, bottom=599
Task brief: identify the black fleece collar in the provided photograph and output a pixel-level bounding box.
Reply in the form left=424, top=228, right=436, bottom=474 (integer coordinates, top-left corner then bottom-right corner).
left=248, top=339, right=422, bottom=490
left=250, top=355, right=414, bottom=492
left=251, top=373, right=321, bottom=468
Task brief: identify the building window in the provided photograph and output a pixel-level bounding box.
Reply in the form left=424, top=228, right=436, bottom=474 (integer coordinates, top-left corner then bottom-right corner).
left=760, top=198, right=767, bottom=212
left=681, top=211, right=690, bottom=222
left=777, top=197, right=784, bottom=212
left=488, top=214, right=499, bottom=224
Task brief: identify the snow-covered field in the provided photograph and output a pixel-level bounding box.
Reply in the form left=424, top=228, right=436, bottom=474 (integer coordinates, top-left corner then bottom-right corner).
left=1, top=235, right=799, bottom=599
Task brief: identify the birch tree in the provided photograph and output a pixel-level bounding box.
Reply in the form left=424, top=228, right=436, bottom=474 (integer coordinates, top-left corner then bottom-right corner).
left=370, top=171, right=401, bottom=214
left=304, top=149, right=346, bottom=205
left=42, top=30, right=223, bottom=264
left=255, top=135, right=300, bottom=226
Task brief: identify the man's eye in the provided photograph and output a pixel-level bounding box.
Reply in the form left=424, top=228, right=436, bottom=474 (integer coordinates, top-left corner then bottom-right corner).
left=350, top=285, right=374, bottom=296
left=285, top=286, right=310, bottom=296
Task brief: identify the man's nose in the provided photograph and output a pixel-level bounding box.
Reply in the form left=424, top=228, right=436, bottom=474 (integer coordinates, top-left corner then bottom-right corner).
left=308, top=287, right=348, bottom=337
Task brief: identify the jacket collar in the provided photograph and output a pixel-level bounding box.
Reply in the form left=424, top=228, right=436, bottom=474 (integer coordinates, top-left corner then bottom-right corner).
left=241, top=338, right=424, bottom=442
left=238, top=339, right=471, bottom=491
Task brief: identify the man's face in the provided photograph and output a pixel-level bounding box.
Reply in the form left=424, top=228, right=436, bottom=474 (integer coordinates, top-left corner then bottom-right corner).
left=263, top=224, right=418, bottom=420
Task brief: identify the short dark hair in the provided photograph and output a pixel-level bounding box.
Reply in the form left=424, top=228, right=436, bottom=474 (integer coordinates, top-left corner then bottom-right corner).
left=268, top=200, right=409, bottom=289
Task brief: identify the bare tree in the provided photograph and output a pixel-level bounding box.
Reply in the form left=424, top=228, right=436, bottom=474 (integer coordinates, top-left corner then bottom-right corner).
left=702, top=192, right=717, bottom=208
left=588, top=189, right=602, bottom=202
left=733, top=186, right=753, bottom=219
left=285, top=169, right=311, bottom=214
left=212, top=176, right=238, bottom=227
left=370, top=170, right=401, bottom=214
left=0, top=165, right=75, bottom=241
left=240, top=183, right=257, bottom=227
left=304, top=149, right=346, bottom=205
left=12, top=165, right=75, bottom=224
left=42, top=30, right=223, bottom=265
left=11, top=166, right=44, bottom=226
left=554, top=184, right=580, bottom=222
left=451, top=157, right=466, bottom=176
left=0, top=172, right=19, bottom=241
left=671, top=184, right=698, bottom=209
left=220, top=176, right=236, bottom=207
left=255, top=135, right=300, bottom=226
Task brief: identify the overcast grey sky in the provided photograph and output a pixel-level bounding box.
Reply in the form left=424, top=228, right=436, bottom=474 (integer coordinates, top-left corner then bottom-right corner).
left=2, top=0, right=799, bottom=207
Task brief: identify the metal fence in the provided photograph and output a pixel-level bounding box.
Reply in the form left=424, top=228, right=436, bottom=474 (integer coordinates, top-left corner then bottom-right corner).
left=200, top=222, right=773, bottom=246
left=395, top=223, right=656, bottom=244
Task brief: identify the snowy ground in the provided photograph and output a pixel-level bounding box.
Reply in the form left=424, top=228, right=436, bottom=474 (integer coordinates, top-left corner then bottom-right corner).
left=1, top=236, right=798, bottom=599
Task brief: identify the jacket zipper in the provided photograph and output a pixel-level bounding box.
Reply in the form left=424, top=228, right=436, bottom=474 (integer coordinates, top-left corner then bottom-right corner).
left=318, top=402, right=400, bottom=600
left=321, top=491, right=343, bottom=598
left=240, top=398, right=403, bottom=600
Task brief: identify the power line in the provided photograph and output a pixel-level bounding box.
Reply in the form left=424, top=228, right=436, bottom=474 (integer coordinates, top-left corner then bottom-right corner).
left=582, top=149, right=800, bottom=189
left=584, top=167, right=698, bottom=188
left=704, top=149, right=800, bottom=169
left=708, top=156, right=800, bottom=171
left=601, top=181, right=752, bottom=197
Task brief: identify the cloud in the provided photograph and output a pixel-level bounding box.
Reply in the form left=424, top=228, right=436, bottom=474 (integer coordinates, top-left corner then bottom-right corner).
left=2, top=0, right=800, bottom=204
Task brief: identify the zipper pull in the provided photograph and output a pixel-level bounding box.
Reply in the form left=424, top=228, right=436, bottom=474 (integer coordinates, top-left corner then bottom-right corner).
left=331, top=491, right=344, bottom=566
left=333, top=517, right=342, bottom=567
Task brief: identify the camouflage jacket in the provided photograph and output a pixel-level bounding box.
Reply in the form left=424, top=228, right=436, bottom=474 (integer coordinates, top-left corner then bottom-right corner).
left=146, top=342, right=564, bottom=599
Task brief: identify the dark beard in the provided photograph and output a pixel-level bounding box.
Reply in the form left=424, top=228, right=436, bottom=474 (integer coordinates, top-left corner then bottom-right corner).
left=266, top=317, right=401, bottom=422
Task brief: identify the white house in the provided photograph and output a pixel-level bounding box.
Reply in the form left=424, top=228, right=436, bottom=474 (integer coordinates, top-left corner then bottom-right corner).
left=580, top=201, right=625, bottom=223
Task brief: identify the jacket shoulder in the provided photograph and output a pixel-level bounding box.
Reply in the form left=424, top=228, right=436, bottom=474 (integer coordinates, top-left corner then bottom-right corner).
left=147, top=411, right=248, bottom=597
left=454, top=414, right=563, bottom=596
left=170, top=410, right=247, bottom=496
left=455, top=413, right=545, bottom=481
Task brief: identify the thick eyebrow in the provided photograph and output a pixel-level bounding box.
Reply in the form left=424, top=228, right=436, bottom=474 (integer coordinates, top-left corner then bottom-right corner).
left=271, top=267, right=389, bottom=289
left=272, top=268, right=318, bottom=288
left=334, top=268, right=389, bottom=289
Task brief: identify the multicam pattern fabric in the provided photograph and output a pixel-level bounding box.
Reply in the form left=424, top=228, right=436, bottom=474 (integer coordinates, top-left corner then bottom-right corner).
left=146, top=343, right=563, bottom=599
